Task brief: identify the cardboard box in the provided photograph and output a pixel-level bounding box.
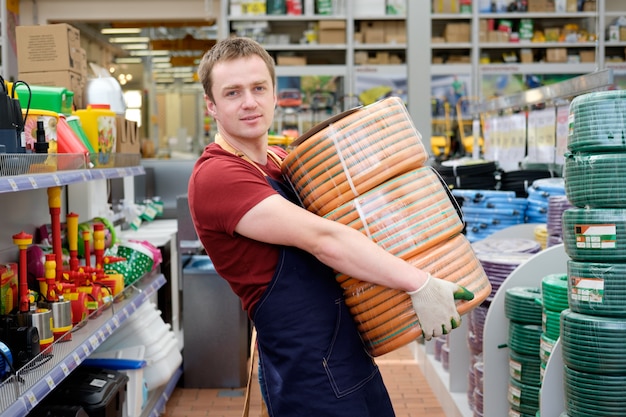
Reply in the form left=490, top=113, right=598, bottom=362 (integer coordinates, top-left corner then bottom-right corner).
left=18, top=70, right=86, bottom=110
left=580, top=50, right=596, bottom=63
left=520, top=49, right=534, bottom=63
left=546, top=48, right=567, bottom=62
left=432, top=0, right=459, bottom=13
left=582, top=0, right=595, bottom=11
left=16, top=23, right=83, bottom=73
left=385, top=21, right=406, bottom=43
left=621, top=27, right=626, bottom=42
left=276, top=55, right=307, bottom=66
left=116, top=116, right=140, bottom=154
left=444, top=23, right=471, bottom=43
left=318, top=20, right=346, bottom=44
left=528, top=0, right=554, bottom=11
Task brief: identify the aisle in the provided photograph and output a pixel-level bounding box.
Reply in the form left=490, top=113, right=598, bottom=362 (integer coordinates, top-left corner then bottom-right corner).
left=163, top=342, right=446, bottom=417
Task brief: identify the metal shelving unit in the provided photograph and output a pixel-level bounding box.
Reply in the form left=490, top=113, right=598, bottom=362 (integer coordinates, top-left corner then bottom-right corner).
left=0, top=272, right=167, bottom=417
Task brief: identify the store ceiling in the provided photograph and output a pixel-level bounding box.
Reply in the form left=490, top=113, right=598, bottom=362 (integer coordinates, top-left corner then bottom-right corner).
left=68, top=19, right=218, bottom=91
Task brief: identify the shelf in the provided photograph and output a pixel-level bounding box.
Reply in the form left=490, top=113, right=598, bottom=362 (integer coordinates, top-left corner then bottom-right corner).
left=0, top=165, right=145, bottom=194
left=275, top=64, right=347, bottom=77
left=432, top=64, right=472, bottom=75
left=228, top=14, right=347, bottom=21
left=353, top=42, right=406, bottom=50
left=0, top=271, right=166, bottom=417
left=264, top=43, right=346, bottom=51
left=482, top=244, right=569, bottom=417
left=431, top=42, right=472, bottom=49
left=432, top=13, right=472, bottom=20
left=478, top=62, right=597, bottom=75
left=142, top=366, right=183, bottom=417
left=416, top=326, right=474, bottom=417
left=480, top=41, right=597, bottom=49
left=479, top=11, right=597, bottom=18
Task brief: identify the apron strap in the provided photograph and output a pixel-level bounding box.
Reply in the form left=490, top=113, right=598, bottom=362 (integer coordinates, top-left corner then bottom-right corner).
left=241, top=327, right=257, bottom=417
left=215, top=133, right=282, bottom=177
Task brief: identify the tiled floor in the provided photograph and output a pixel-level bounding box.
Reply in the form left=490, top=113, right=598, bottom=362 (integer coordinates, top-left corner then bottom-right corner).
left=164, top=343, right=445, bottom=417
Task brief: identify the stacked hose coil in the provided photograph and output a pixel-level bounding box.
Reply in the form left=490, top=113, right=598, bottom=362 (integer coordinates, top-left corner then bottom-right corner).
left=433, top=159, right=499, bottom=191
left=561, top=89, right=626, bottom=417
left=561, top=310, right=626, bottom=417
left=282, top=97, right=492, bottom=356
left=546, top=195, right=574, bottom=247
left=505, top=286, right=543, bottom=416
left=525, top=178, right=565, bottom=224
left=472, top=237, right=542, bottom=301
left=499, top=169, right=556, bottom=198
left=539, top=274, right=569, bottom=380
left=452, top=189, right=529, bottom=242
left=467, top=303, right=488, bottom=416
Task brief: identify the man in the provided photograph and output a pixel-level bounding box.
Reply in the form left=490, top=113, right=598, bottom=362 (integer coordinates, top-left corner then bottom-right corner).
left=188, top=37, right=472, bottom=417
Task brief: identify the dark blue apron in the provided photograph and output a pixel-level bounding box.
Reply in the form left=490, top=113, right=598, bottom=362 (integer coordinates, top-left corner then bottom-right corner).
left=252, top=177, right=396, bottom=417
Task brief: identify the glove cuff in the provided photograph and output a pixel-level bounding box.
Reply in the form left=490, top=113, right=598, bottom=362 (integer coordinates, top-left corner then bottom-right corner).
left=407, top=273, right=432, bottom=296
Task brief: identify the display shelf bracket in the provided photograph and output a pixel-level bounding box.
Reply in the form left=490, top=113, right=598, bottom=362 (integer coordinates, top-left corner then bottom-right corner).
left=477, top=69, right=614, bottom=113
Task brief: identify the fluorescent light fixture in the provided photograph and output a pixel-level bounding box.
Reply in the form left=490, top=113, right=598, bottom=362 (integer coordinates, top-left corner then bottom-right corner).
left=115, top=57, right=143, bottom=64
left=130, top=50, right=170, bottom=56
left=151, top=57, right=171, bottom=63
left=153, top=62, right=173, bottom=68
left=109, top=36, right=151, bottom=43
left=101, top=27, right=142, bottom=35
left=120, top=44, right=149, bottom=50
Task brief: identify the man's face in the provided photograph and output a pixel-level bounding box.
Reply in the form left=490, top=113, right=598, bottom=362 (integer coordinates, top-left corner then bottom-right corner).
left=206, top=55, right=276, bottom=142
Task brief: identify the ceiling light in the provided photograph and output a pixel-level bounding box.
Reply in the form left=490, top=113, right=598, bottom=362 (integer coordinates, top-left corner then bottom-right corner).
left=101, top=27, right=142, bottom=35
left=130, top=50, right=170, bottom=56
left=115, top=57, right=143, bottom=64
left=120, top=44, right=149, bottom=50
left=109, top=36, right=151, bottom=43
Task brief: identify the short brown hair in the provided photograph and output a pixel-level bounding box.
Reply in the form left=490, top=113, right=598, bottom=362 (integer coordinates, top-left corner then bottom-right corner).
left=198, top=37, right=276, bottom=102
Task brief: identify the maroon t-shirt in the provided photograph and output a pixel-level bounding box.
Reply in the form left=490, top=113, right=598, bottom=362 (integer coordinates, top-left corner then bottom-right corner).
left=188, top=143, right=288, bottom=317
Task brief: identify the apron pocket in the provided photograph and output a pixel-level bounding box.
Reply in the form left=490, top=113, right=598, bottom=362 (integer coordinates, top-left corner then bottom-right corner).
left=323, top=298, right=379, bottom=398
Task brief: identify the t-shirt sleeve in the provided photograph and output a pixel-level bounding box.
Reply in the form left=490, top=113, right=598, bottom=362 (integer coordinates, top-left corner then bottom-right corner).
left=189, top=156, right=278, bottom=236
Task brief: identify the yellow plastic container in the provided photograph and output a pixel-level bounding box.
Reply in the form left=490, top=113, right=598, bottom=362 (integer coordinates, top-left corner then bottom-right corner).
left=74, top=104, right=117, bottom=167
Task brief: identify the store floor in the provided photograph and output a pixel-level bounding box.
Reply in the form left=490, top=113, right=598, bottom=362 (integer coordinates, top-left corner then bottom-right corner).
left=163, top=342, right=445, bottom=417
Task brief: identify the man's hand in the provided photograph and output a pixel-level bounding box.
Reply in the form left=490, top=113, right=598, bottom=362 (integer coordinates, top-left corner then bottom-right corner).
left=408, top=274, right=474, bottom=341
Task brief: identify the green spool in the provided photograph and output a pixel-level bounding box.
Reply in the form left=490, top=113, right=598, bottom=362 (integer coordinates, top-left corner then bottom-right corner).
left=562, top=208, right=626, bottom=262
left=509, top=349, right=541, bottom=387
left=564, top=152, right=626, bottom=208
left=505, top=286, right=543, bottom=325
left=561, top=309, right=626, bottom=375
left=568, top=260, right=626, bottom=318
left=541, top=273, right=569, bottom=312
left=508, top=321, right=542, bottom=356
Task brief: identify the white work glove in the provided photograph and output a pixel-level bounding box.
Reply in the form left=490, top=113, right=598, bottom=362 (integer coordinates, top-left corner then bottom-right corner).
left=408, top=273, right=474, bottom=341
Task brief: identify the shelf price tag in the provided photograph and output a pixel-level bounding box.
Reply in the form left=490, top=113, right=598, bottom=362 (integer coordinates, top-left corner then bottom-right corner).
left=8, top=179, right=18, bottom=191
left=88, top=338, right=97, bottom=350
left=105, top=322, right=113, bottom=334
left=25, top=391, right=37, bottom=407
left=45, top=375, right=56, bottom=390
left=73, top=351, right=82, bottom=365
left=28, top=177, right=38, bottom=188
left=52, top=174, right=61, bottom=185
left=60, top=362, right=70, bottom=376
left=112, top=316, right=120, bottom=327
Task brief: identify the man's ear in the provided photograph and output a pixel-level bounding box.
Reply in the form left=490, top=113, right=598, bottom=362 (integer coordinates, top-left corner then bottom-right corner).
left=205, top=96, right=217, bottom=117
